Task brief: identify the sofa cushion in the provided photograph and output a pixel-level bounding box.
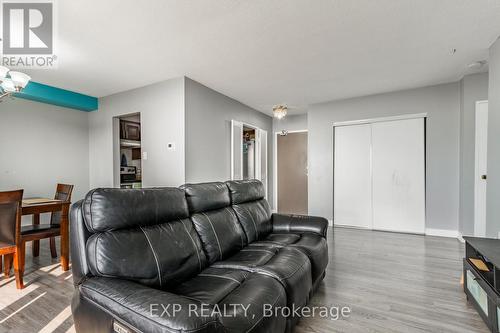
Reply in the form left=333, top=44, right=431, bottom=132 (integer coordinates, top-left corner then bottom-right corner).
left=226, top=179, right=265, bottom=204
left=181, top=182, right=231, bottom=214
left=191, top=207, right=247, bottom=264
left=83, top=188, right=189, bottom=232
left=86, top=218, right=207, bottom=289
left=288, top=233, right=329, bottom=282
left=250, top=233, right=328, bottom=282
left=216, top=273, right=287, bottom=333
left=262, top=233, right=301, bottom=245
left=211, top=247, right=277, bottom=270
left=226, top=180, right=272, bottom=244
left=79, top=277, right=224, bottom=333
left=253, top=247, right=312, bottom=309
left=231, top=200, right=272, bottom=244
left=172, top=267, right=250, bottom=304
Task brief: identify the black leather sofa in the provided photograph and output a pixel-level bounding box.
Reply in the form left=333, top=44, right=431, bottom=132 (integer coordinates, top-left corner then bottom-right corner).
left=70, top=180, right=329, bottom=333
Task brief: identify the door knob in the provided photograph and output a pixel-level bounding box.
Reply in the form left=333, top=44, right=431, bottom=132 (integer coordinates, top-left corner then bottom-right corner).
left=481, top=175, right=487, bottom=180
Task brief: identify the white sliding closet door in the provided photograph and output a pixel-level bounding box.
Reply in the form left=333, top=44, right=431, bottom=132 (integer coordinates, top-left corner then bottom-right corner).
left=371, top=118, right=425, bottom=233
left=334, top=124, right=373, bottom=228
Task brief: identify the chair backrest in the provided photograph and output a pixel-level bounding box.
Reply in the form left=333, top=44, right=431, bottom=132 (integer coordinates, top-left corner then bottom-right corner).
left=50, top=184, right=74, bottom=226
left=0, top=190, right=23, bottom=248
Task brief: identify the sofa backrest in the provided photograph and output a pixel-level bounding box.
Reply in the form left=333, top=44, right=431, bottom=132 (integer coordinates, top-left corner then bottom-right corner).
left=80, top=188, right=207, bottom=289
left=226, top=180, right=272, bottom=243
left=182, top=182, right=247, bottom=265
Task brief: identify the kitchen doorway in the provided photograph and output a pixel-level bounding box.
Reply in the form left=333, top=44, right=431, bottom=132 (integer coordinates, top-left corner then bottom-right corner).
left=114, top=113, right=142, bottom=188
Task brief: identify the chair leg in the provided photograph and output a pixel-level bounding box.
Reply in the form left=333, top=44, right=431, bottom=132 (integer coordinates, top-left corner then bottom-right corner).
left=32, top=240, right=40, bottom=257
left=14, top=243, right=25, bottom=289
left=50, top=237, right=57, bottom=258
left=4, top=253, right=13, bottom=278
left=32, top=214, right=40, bottom=257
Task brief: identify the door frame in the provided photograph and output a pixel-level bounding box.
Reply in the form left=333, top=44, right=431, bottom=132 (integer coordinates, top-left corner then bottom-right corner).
left=332, top=113, right=428, bottom=127
left=113, top=112, right=142, bottom=188
left=474, top=100, right=488, bottom=237
left=273, top=129, right=308, bottom=212
left=231, top=120, right=268, bottom=197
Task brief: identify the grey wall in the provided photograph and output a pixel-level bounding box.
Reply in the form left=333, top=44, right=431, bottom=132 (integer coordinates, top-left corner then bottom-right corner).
left=487, top=38, right=500, bottom=238
left=308, top=82, right=461, bottom=232
left=184, top=78, right=274, bottom=205
left=459, top=73, right=489, bottom=236
left=90, top=77, right=185, bottom=188
left=273, top=114, right=308, bottom=133
left=0, top=99, right=90, bottom=223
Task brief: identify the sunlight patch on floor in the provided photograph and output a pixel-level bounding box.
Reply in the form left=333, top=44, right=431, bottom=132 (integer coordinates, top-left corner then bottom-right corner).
left=39, top=305, right=72, bottom=333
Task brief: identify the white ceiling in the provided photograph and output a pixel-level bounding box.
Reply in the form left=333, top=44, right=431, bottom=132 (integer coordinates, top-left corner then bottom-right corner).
left=25, top=0, right=500, bottom=115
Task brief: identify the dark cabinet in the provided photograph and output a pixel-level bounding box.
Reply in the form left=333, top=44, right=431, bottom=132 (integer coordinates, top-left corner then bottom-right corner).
left=132, top=148, right=141, bottom=160
left=120, top=120, right=141, bottom=141
left=463, top=237, right=500, bottom=332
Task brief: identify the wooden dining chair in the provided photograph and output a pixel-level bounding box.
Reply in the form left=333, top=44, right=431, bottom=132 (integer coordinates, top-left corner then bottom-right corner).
left=25, top=183, right=74, bottom=258
left=0, top=189, right=23, bottom=288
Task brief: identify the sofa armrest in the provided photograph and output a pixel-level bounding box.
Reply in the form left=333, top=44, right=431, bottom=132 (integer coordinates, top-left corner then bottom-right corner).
left=271, top=213, right=328, bottom=238
left=76, top=277, right=222, bottom=333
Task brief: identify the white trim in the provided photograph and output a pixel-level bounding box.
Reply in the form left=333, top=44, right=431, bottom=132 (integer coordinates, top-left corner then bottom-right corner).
left=458, top=233, right=465, bottom=243
left=328, top=219, right=333, bottom=227
left=334, top=224, right=371, bottom=230
left=230, top=120, right=235, bottom=180
left=425, top=228, right=459, bottom=238
left=273, top=129, right=308, bottom=212
left=333, top=113, right=427, bottom=127
left=335, top=224, right=461, bottom=239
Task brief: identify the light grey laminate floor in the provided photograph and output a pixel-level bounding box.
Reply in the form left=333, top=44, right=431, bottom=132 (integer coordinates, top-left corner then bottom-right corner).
left=0, top=228, right=489, bottom=333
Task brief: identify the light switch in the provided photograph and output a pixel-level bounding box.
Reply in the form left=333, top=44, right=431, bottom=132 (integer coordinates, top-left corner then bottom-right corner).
left=142, top=151, right=148, bottom=160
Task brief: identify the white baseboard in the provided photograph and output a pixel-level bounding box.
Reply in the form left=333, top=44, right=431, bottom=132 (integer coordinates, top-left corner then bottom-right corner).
left=425, top=228, right=459, bottom=238
left=457, top=233, right=465, bottom=243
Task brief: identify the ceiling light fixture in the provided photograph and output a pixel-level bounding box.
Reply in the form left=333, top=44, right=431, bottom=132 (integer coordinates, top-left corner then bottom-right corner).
left=0, top=66, right=31, bottom=101
left=468, top=60, right=487, bottom=70
left=273, top=104, right=288, bottom=120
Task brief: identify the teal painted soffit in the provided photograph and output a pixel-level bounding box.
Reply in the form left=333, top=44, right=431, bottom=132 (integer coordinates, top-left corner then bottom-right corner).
left=13, top=81, right=98, bottom=112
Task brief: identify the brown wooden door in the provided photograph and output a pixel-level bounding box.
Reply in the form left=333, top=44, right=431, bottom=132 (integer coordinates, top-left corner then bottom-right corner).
left=277, top=131, right=308, bottom=214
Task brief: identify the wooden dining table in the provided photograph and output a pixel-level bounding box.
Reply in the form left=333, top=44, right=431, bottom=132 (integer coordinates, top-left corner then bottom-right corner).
left=18, top=198, right=71, bottom=287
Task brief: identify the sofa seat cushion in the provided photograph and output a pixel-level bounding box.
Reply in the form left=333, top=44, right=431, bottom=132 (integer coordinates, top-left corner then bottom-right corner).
left=253, top=247, right=311, bottom=310
left=252, top=233, right=328, bottom=282
left=250, top=233, right=301, bottom=247
left=265, top=233, right=301, bottom=244
left=286, top=234, right=328, bottom=282
left=171, top=268, right=250, bottom=304
left=80, top=275, right=286, bottom=333
left=210, top=247, right=277, bottom=270
left=209, top=247, right=312, bottom=309
left=216, top=273, right=287, bottom=333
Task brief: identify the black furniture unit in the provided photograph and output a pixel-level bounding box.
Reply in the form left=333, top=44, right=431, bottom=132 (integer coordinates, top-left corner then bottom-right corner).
left=463, top=237, right=500, bottom=332
left=70, top=180, right=329, bottom=333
